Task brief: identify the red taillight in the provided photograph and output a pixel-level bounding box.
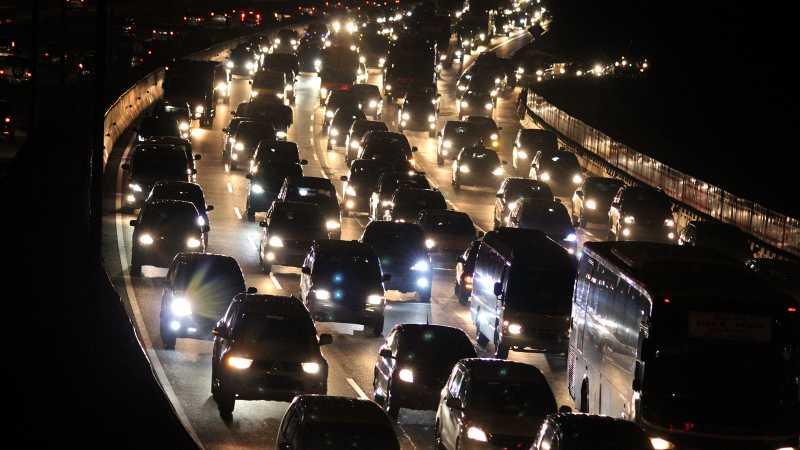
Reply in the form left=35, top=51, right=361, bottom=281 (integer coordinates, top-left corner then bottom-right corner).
left=788, top=306, right=797, bottom=313
left=4, top=117, right=10, bottom=123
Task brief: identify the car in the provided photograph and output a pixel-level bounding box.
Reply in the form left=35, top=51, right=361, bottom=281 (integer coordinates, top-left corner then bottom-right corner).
left=222, top=116, right=259, bottom=160
left=608, top=185, right=676, bottom=243
left=136, top=116, right=182, bottom=142
left=327, top=105, right=366, bottom=150
left=322, top=89, right=357, bottom=129
left=351, top=83, right=383, bottom=118
left=385, top=187, right=447, bottom=223
left=508, top=199, right=578, bottom=254
left=459, top=71, right=501, bottom=105
left=275, top=395, right=400, bottom=449
left=129, top=200, right=207, bottom=275
left=531, top=414, right=653, bottom=450
left=145, top=181, right=212, bottom=241
left=345, top=119, right=388, bottom=165
left=277, top=176, right=342, bottom=238
left=398, top=92, right=438, bottom=137
left=340, top=159, right=398, bottom=216
left=458, top=90, right=495, bottom=119
left=151, top=100, right=192, bottom=132
left=452, top=146, right=507, bottom=191
left=159, top=253, right=247, bottom=349
left=434, top=359, right=558, bottom=450
left=454, top=240, right=480, bottom=305
left=228, top=120, right=277, bottom=170
left=464, top=115, right=501, bottom=148
left=571, top=176, right=625, bottom=227
left=145, top=136, right=198, bottom=172
left=297, top=37, right=325, bottom=73
left=417, top=209, right=478, bottom=256
left=357, top=27, right=389, bottom=68
left=258, top=201, right=330, bottom=273
left=210, top=294, right=332, bottom=418
left=357, top=131, right=417, bottom=165
left=746, top=257, right=800, bottom=302
left=250, top=140, right=306, bottom=173
left=493, top=178, right=553, bottom=230
left=245, top=99, right=293, bottom=140
left=273, top=28, right=300, bottom=53
left=370, top=169, right=431, bottom=220
left=300, top=240, right=389, bottom=336
left=245, top=161, right=304, bottom=221
left=437, top=120, right=483, bottom=165
left=122, top=144, right=198, bottom=210
left=678, top=220, right=753, bottom=262
left=373, top=324, right=478, bottom=421
left=512, top=129, right=557, bottom=173
left=226, top=44, right=259, bottom=77
left=529, top=149, right=583, bottom=197
left=360, top=221, right=432, bottom=302
left=0, top=99, right=15, bottom=142
left=251, top=70, right=292, bottom=102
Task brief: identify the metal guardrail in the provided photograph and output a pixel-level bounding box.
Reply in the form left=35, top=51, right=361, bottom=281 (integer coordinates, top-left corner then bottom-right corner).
left=525, top=92, right=800, bottom=259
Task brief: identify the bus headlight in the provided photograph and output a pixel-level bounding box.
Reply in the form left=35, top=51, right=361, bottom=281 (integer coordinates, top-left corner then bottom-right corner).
left=170, top=297, right=192, bottom=316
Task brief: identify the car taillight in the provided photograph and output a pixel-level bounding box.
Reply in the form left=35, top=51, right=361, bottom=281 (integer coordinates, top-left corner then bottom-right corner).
left=3, top=117, right=10, bottom=123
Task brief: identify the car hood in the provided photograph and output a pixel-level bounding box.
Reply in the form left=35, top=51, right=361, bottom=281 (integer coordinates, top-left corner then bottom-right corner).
left=466, top=412, right=544, bottom=438
left=232, top=340, right=321, bottom=361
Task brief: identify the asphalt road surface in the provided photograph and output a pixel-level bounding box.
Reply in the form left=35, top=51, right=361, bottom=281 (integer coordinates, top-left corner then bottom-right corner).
left=102, top=29, right=609, bottom=449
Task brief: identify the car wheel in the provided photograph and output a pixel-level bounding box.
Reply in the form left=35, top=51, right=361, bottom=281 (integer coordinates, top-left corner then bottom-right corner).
left=370, top=316, right=384, bottom=337
left=216, top=385, right=235, bottom=419
left=418, top=289, right=431, bottom=303
left=384, top=382, right=400, bottom=421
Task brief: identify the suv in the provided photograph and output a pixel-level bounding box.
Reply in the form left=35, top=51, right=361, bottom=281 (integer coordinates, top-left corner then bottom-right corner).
left=437, top=120, right=482, bottom=165
left=385, top=187, right=447, bottom=223
left=245, top=161, right=304, bottom=221
left=512, top=129, right=557, bottom=173
left=571, top=176, right=624, bottom=227
left=327, top=105, right=366, bottom=150
left=608, top=186, right=676, bottom=243
left=494, top=177, right=553, bottom=229
left=357, top=131, right=417, bottom=165
left=529, top=149, right=583, bottom=197
left=418, top=209, right=477, bottom=255
left=345, top=120, right=389, bottom=165
left=258, top=201, right=329, bottom=273
left=360, top=221, right=432, bottom=302
left=129, top=200, right=207, bottom=275
left=399, top=92, right=438, bottom=136
left=464, top=115, right=500, bottom=148
left=145, top=181, right=212, bottom=240
left=159, top=253, right=247, bottom=349
left=228, top=120, right=276, bottom=170
left=452, top=145, right=506, bottom=191
left=277, top=176, right=341, bottom=238
left=508, top=199, right=578, bottom=254
left=370, top=170, right=431, bottom=220
left=679, top=220, right=753, bottom=262
left=210, top=294, right=332, bottom=418
left=300, top=240, right=389, bottom=336
left=122, top=144, right=198, bottom=210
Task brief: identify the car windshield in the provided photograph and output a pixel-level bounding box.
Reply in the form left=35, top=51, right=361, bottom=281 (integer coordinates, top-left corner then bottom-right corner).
left=505, top=181, right=553, bottom=200
left=423, top=213, right=474, bottom=234
left=585, top=178, right=622, bottom=195
left=560, top=423, right=652, bottom=450
left=446, top=124, right=481, bottom=141
left=314, top=254, right=383, bottom=284
left=303, top=423, right=397, bottom=450
left=236, top=314, right=316, bottom=346
left=140, top=204, right=199, bottom=232
left=363, top=226, right=426, bottom=254
left=463, top=149, right=500, bottom=166
left=364, top=134, right=411, bottom=154
left=405, top=95, right=432, bottom=108
left=174, top=259, right=244, bottom=311
left=469, top=380, right=555, bottom=417
left=132, top=152, right=187, bottom=178
left=399, top=329, right=476, bottom=366
left=140, top=118, right=179, bottom=137
left=285, top=184, right=337, bottom=207
left=505, top=267, right=574, bottom=315
left=238, top=123, right=275, bottom=141
left=257, top=143, right=299, bottom=163
left=254, top=72, right=284, bottom=88
left=520, top=204, right=572, bottom=236
left=519, top=131, right=556, bottom=149
left=270, top=207, right=325, bottom=233
left=151, top=185, right=204, bottom=210
left=622, top=189, right=672, bottom=214
left=352, top=85, right=379, bottom=98
left=467, top=117, right=496, bottom=132
left=255, top=164, right=302, bottom=191
left=547, top=152, right=580, bottom=171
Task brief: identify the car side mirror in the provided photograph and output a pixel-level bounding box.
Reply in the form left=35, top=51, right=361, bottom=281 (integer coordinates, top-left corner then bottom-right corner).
left=259, top=221, right=268, bottom=227
left=493, top=281, right=503, bottom=297
left=445, top=397, right=462, bottom=409
left=340, top=175, right=348, bottom=182
left=382, top=273, right=391, bottom=282
left=379, top=348, right=393, bottom=359
left=411, top=146, right=418, bottom=152
left=300, top=159, right=309, bottom=165
left=246, top=173, right=253, bottom=179
left=558, top=405, right=572, bottom=414
left=194, top=154, right=202, bottom=161
left=121, top=163, right=130, bottom=171
left=319, top=333, right=333, bottom=346
left=129, top=219, right=138, bottom=226
left=301, top=266, right=311, bottom=275
left=247, top=286, right=258, bottom=294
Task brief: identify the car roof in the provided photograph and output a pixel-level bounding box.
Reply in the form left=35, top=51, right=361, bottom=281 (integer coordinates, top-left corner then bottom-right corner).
left=233, top=294, right=309, bottom=315
left=393, top=323, right=469, bottom=337
left=289, top=176, right=333, bottom=187
left=459, top=358, right=549, bottom=383
left=521, top=198, right=568, bottom=212
left=272, top=200, right=322, bottom=213
left=153, top=180, right=201, bottom=191
left=296, top=395, right=390, bottom=425
left=393, top=187, right=442, bottom=199
left=551, top=413, right=646, bottom=434
left=176, top=252, right=238, bottom=265
left=313, top=239, right=375, bottom=256
left=364, top=220, right=423, bottom=233
left=143, top=199, right=199, bottom=213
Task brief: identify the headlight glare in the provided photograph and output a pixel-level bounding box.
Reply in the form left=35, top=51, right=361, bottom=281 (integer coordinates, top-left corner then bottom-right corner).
left=186, top=237, right=202, bottom=248
left=170, top=297, right=192, bottom=316
left=467, top=426, right=488, bottom=442
left=411, top=260, right=430, bottom=271
left=268, top=236, right=284, bottom=247
left=367, top=294, right=384, bottom=305
left=398, top=368, right=414, bottom=383
left=138, top=233, right=154, bottom=245
left=315, top=289, right=331, bottom=300
left=301, top=362, right=321, bottom=374
left=585, top=199, right=597, bottom=209
left=251, top=183, right=265, bottom=194
left=325, top=219, right=341, bottom=230
left=425, top=238, right=436, bottom=249
left=649, top=438, right=675, bottom=450
left=564, top=233, right=577, bottom=242
left=227, top=356, right=253, bottom=369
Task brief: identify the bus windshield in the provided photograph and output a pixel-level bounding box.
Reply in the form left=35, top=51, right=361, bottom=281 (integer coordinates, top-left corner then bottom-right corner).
left=505, top=266, right=574, bottom=315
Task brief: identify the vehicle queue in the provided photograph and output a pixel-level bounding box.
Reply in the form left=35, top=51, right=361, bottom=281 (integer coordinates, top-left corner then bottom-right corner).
left=118, top=2, right=800, bottom=449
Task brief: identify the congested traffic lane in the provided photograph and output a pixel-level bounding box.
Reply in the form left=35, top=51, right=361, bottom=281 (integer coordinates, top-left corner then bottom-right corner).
left=101, top=29, right=585, bottom=449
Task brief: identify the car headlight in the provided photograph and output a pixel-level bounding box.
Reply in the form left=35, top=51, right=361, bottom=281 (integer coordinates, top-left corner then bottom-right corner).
left=459, top=164, right=471, bottom=173
left=359, top=55, right=366, bottom=63
left=507, top=323, right=522, bottom=334
left=443, top=140, right=452, bottom=149
left=649, top=437, right=675, bottom=450
left=301, top=362, right=321, bottom=374
left=314, top=59, right=322, bottom=70
left=186, top=237, right=202, bottom=248
left=245, top=61, right=254, bottom=70
left=325, top=219, right=341, bottom=230
left=572, top=174, right=583, bottom=184
left=425, top=238, right=436, bottom=249
left=564, top=233, right=577, bottom=242
left=129, top=183, right=142, bottom=192
left=235, top=142, right=245, bottom=151
left=385, top=84, right=392, bottom=91
left=460, top=100, right=469, bottom=108
left=455, top=50, right=463, bottom=57
left=325, top=110, right=334, bottom=118
left=624, top=215, right=636, bottom=224
left=225, top=60, right=234, bottom=69
left=368, top=99, right=378, bottom=108
left=251, top=183, right=265, bottom=194
left=585, top=199, right=597, bottom=209
left=196, top=217, right=206, bottom=227
left=381, top=200, right=393, bottom=207
left=268, top=236, right=284, bottom=247
left=314, top=289, right=330, bottom=300
left=463, top=39, right=471, bottom=46
left=138, top=233, right=154, bottom=245
left=351, top=140, right=361, bottom=150
left=251, top=90, right=260, bottom=97
left=320, top=87, right=328, bottom=97
left=479, top=33, right=486, bottom=40
left=329, top=128, right=339, bottom=137
left=379, top=57, right=386, bottom=66
left=285, top=84, right=293, bottom=91
left=492, top=167, right=505, bottom=176
left=484, top=102, right=493, bottom=110
left=345, top=185, right=356, bottom=196
left=227, top=356, right=253, bottom=370
left=490, top=133, right=499, bottom=141
left=668, top=232, right=676, bottom=240
left=516, top=149, right=528, bottom=159
left=467, top=426, right=488, bottom=442
left=170, top=297, right=192, bottom=316
left=290, top=39, right=297, bottom=45
left=411, top=260, right=429, bottom=271
left=402, top=112, right=410, bottom=120
left=274, top=38, right=281, bottom=44
left=665, top=218, right=675, bottom=227
left=195, top=105, right=204, bottom=114
left=276, top=130, right=287, bottom=139
left=398, top=368, right=414, bottom=383
left=179, top=121, right=189, bottom=131
left=539, top=172, right=551, bottom=181
left=367, top=294, right=384, bottom=305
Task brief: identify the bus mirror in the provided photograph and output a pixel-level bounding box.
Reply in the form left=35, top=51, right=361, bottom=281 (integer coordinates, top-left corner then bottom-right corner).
left=493, top=281, right=503, bottom=297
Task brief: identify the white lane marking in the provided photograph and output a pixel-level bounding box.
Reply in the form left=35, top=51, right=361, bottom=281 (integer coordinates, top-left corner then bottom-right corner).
left=114, top=135, right=204, bottom=449
left=346, top=377, right=368, bottom=399
left=226, top=181, right=233, bottom=193
left=233, top=207, right=242, bottom=220
left=269, top=273, right=283, bottom=291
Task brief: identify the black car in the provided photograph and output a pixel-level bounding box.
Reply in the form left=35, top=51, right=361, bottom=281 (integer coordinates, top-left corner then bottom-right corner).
left=151, top=100, right=192, bottom=133
left=340, top=159, right=397, bottom=216
left=452, top=146, right=506, bottom=190
left=228, top=120, right=276, bottom=170
left=210, top=294, right=332, bottom=418
left=273, top=28, right=300, bottom=53
left=679, top=220, right=753, bottom=262
left=608, top=186, right=676, bottom=243
left=251, top=70, right=290, bottom=102
left=437, top=120, right=483, bottom=165
left=245, top=99, right=293, bottom=140
left=251, top=140, right=306, bottom=173
left=417, top=209, right=477, bottom=255
left=297, top=38, right=325, bottom=73
left=277, top=176, right=341, bottom=238
left=122, top=144, right=197, bottom=210
left=245, top=161, right=304, bottom=221
left=226, top=44, right=259, bottom=77
left=159, top=253, right=247, bottom=349
left=454, top=240, right=480, bottom=305
left=275, top=395, right=400, bottom=450
left=360, top=221, right=432, bottom=302
left=512, top=129, right=557, bottom=173
left=358, top=28, right=389, bottom=68
left=399, top=92, right=438, bottom=136
left=0, top=99, right=15, bottom=142
left=571, top=176, right=624, bottom=227
left=258, top=201, right=329, bottom=273
left=351, top=83, right=383, bottom=119
left=530, top=149, right=584, bottom=197
left=300, top=240, right=389, bottom=336
left=222, top=116, right=259, bottom=159
left=385, top=187, right=447, bottom=223
left=136, top=116, right=182, bottom=142
left=358, top=131, right=417, bottom=165
left=458, top=90, right=495, bottom=120
left=508, top=199, right=578, bottom=255
left=373, top=324, right=477, bottom=420
left=532, top=414, right=653, bottom=450
left=129, top=200, right=207, bottom=275
left=322, top=89, right=357, bottom=129
left=495, top=177, right=554, bottom=229
left=370, top=170, right=431, bottom=220
left=464, top=115, right=501, bottom=149
left=345, top=120, right=388, bottom=165
left=327, top=105, right=366, bottom=150
left=145, top=181, right=212, bottom=240
left=145, top=136, right=198, bottom=172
